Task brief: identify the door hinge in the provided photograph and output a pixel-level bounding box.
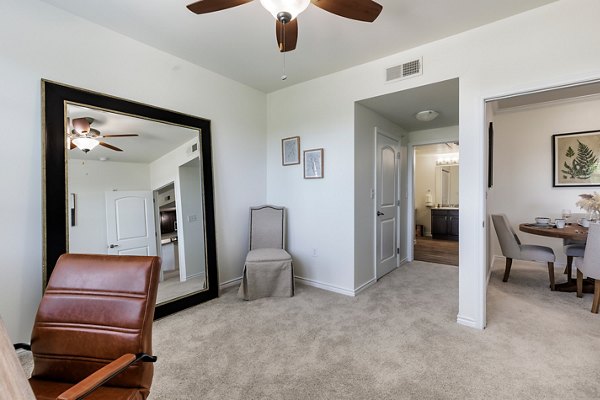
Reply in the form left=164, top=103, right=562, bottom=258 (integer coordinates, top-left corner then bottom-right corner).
left=396, top=152, right=401, bottom=159
left=396, top=200, right=401, bottom=206
left=397, top=247, right=400, bottom=255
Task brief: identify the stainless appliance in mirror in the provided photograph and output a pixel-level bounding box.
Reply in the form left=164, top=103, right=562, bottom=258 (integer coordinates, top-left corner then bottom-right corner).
left=42, top=80, right=218, bottom=318
left=435, top=164, right=459, bottom=207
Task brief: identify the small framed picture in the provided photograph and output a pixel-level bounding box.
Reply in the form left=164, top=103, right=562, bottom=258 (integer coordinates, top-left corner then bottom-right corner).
left=304, top=148, right=324, bottom=179
left=282, top=136, right=300, bottom=166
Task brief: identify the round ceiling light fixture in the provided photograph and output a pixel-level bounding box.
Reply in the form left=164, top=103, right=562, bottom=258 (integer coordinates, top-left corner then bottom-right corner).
left=415, top=110, right=439, bottom=122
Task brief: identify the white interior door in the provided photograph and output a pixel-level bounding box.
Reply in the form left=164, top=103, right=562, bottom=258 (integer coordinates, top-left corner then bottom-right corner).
left=376, top=131, right=399, bottom=279
left=105, top=191, right=157, bottom=256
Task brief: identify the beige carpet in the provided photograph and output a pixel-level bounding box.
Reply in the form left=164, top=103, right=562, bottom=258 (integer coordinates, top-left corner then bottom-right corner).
left=19, top=259, right=600, bottom=399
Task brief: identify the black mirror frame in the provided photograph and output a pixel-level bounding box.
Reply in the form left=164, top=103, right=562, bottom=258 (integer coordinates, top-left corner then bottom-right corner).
left=42, top=80, right=218, bottom=319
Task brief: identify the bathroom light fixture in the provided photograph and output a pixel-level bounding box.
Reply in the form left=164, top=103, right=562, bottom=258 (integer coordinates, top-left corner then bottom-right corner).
left=72, top=137, right=99, bottom=153
left=415, top=110, right=439, bottom=122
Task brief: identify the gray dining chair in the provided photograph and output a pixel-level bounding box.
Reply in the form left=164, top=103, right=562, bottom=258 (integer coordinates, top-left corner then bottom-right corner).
left=563, top=239, right=586, bottom=279
left=576, top=223, right=600, bottom=313
left=238, top=205, right=294, bottom=301
left=491, top=214, right=556, bottom=290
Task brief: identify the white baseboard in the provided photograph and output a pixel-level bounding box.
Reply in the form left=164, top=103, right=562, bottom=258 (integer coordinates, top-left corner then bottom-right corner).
left=184, top=272, right=205, bottom=281
left=219, top=276, right=242, bottom=291
left=456, top=314, right=483, bottom=330
left=295, top=276, right=356, bottom=297
left=354, top=278, right=376, bottom=295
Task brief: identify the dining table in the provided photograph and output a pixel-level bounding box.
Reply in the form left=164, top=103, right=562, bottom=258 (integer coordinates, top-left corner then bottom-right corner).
left=518, top=222, right=592, bottom=293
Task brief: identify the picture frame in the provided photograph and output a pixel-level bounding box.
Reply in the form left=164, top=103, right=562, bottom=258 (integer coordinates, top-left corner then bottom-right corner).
left=553, top=129, right=600, bottom=187
left=304, top=148, right=324, bottom=179
left=281, top=136, right=300, bottom=166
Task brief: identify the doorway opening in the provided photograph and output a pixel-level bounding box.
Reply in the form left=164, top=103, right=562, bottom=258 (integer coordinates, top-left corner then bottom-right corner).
left=413, top=142, right=459, bottom=266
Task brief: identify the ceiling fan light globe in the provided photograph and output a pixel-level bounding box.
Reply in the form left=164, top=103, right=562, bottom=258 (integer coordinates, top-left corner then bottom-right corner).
left=259, top=0, right=310, bottom=21
left=72, top=137, right=100, bottom=152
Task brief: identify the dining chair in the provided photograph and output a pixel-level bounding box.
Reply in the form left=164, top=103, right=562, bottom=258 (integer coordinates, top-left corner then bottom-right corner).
left=491, top=214, right=556, bottom=290
left=576, top=223, right=600, bottom=313
left=238, top=205, right=294, bottom=300
left=563, top=240, right=585, bottom=279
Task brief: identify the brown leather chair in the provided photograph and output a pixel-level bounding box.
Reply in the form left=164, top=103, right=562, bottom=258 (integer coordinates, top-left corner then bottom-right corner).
left=24, top=254, right=160, bottom=400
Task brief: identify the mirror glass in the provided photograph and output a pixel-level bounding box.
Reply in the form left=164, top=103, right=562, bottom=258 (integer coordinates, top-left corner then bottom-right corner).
left=42, top=80, right=218, bottom=319
left=66, top=104, right=207, bottom=305
left=435, top=164, right=459, bottom=206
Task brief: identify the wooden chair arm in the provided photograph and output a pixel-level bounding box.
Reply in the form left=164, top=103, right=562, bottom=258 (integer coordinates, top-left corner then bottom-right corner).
left=57, top=353, right=156, bottom=400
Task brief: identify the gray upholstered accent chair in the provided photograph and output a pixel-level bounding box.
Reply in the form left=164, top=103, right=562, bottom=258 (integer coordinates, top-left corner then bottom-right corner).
left=491, top=214, right=556, bottom=290
left=576, top=223, right=600, bottom=313
left=238, top=205, right=294, bottom=300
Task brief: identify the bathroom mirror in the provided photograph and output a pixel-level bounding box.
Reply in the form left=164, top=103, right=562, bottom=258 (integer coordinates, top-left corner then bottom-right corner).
left=435, top=164, right=459, bottom=206
left=42, top=80, right=218, bottom=318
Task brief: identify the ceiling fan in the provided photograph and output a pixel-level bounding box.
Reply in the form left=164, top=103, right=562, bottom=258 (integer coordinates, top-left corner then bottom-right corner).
left=186, top=0, right=383, bottom=52
left=68, top=117, right=139, bottom=153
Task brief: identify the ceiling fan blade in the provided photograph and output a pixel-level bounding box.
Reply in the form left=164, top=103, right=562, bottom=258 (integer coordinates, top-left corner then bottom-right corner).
left=311, top=0, right=382, bottom=22
left=276, top=19, right=298, bottom=53
left=98, top=142, right=123, bottom=152
left=187, top=0, right=253, bottom=14
left=100, top=134, right=139, bottom=138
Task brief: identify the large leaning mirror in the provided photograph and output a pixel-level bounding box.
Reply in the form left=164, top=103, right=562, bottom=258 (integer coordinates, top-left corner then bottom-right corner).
left=42, top=80, right=218, bottom=319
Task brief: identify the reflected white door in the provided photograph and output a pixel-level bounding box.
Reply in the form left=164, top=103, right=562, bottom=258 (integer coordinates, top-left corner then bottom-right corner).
left=105, top=191, right=157, bottom=256
left=376, top=132, right=399, bottom=279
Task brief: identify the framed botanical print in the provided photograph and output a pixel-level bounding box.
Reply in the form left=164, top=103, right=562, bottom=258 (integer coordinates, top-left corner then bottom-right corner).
left=282, top=136, right=300, bottom=166
left=553, top=130, right=600, bottom=187
left=304, top=148, right=324, bottom=179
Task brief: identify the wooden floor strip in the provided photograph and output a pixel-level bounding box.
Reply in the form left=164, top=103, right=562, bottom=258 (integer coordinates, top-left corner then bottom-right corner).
left=414, top=237, right=459, bottom=266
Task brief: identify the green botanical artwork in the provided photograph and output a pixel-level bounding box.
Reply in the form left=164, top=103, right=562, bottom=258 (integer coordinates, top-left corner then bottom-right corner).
left=554, top=131, right=600, bottom=186
left=561, top=140, right=599, bottom=179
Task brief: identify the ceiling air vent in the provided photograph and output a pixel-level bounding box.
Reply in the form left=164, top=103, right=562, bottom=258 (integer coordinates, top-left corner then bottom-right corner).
left=385, top=57, right=422, bottom=83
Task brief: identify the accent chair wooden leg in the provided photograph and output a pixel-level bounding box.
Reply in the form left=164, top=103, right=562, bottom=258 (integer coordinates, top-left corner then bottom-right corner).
left=547, top=262, right=555, bottom=291
left=577, top=270, right=583, bottom=298
left=564, top=256, right=573, bottom=279
left=502, top=258, right=513, bottom=282
left=592, top=280, right=600, bottom=314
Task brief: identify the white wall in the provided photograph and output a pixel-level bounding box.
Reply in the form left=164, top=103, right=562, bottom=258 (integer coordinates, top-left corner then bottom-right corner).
left=178, top=160, right=206, bottom=279
left=488, top=94, right=600, bottom=265
left=354, top=104, right=406, bottom=291
left=68, top=160, right=151, bottom=254
left=266, top=0, right=600, bottom=329
left=149, top=138, right=198, bottom=191
left=414, top=153, right=437, bottom=236
left=0, top=0, right=266, bottom=341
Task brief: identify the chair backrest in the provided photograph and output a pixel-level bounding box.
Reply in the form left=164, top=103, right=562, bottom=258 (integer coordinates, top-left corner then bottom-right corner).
left=30, top=254, right=160, bottom=390
left=581, top=223, right=600, bottom=279
left=249, top=205, right=286, bottom=250
left=491, top=214, right=521, bottom=259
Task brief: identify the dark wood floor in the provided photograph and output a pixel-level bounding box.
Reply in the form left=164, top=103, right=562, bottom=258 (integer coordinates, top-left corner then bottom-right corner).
left=414, top=237, right=459, bottom=266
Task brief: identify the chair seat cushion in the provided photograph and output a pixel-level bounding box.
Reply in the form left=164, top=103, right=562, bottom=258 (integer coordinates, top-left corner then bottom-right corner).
left=246, top=248, right=291, bottom=262
left=520, top=244, right=555, bottom=263
left=29, top=378, right=147, bottom=400
left=565, top=244, right=586, bottom=257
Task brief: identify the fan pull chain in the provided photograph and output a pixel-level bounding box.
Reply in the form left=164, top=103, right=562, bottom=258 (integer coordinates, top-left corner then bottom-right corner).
left=281, top=22, right=287, bottom=80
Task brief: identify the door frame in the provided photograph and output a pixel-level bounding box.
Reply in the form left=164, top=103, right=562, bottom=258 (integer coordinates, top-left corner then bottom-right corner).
left=406, top=134, right=460, bottom=261
left=373, top=127, right=401, bottom=280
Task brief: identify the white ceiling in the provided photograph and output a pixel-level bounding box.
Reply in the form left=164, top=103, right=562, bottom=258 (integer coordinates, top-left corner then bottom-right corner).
left=41, top=0, right=558, bottom=93
left=359, top=78, right=459, bottom=131
left=67, top=104, right=198, bottom=163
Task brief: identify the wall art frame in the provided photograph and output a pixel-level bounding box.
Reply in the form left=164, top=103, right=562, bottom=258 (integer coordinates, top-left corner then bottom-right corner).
left=304, top=148, right=324, bottom=179
left=553, top=129, right=600, bottom=187
left=282, top=136, right=300, bottom=166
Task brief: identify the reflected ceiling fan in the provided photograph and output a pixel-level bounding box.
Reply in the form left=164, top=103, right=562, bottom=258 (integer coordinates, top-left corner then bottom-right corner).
left=186, top=0, right=383, bottom=52
left=68, top=117, right=139, bottom=153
